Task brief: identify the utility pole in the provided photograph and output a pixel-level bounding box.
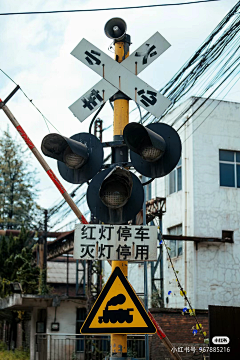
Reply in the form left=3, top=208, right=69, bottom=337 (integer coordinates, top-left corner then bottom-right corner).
left=38, top=209, right=48, bottom=294
left=44, top=209, right=48, bottom=277
left=110, top=27, right=130, bottom=359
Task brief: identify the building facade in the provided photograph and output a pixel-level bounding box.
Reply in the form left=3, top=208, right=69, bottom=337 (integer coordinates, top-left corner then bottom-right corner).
left=151, top=97, right=240, bottom=310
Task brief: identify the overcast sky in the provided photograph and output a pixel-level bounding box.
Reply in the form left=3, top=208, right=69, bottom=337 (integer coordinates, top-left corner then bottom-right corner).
left=0, top=0, right=238, bottom=226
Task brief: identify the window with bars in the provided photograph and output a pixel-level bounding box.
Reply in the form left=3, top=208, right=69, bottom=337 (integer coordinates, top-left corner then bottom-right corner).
left=168, top=224, right=183, bottom=258
left=219, top=150, right=240, bottom=188
left=169, top=157, right=182, bottom=194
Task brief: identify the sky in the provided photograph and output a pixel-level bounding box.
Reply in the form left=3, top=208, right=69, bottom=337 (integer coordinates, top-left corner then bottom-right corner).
left=0, top=0, right=239, bottom=228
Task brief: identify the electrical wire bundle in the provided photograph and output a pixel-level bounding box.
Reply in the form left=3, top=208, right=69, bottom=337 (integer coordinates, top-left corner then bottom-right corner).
left=141, top=1, right=240, bottom=127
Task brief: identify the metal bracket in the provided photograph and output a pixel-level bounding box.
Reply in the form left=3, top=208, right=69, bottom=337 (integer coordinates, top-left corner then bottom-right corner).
left=102, top=162, right=132, bottom=169
left=110, top=90, right=131, bottom=102
left=102, top=140, right=127, bottom=148
left=0, top=85, right=20, bottom=108
left=113, top=33, right=131, bottom=45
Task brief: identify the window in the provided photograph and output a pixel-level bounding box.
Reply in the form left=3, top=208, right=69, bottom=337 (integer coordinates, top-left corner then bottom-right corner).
left=222, top=230, right=233, bottom=242
left=219, top=150, right=240, bottom=188
left=168, top=224, right=182, bottom=258
left=76, top=308, right=86, bottom=352
left=169, top=157, right=182, bottom=194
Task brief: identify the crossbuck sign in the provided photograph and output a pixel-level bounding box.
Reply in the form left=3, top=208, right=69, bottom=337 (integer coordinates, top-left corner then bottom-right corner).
left=69, top=32, right=171, bottom=122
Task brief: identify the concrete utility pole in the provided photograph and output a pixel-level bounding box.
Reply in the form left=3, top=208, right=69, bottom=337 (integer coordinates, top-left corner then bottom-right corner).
left=38, top=209, right=48, bottom=293
left=111, top=31, right=130, bottom=358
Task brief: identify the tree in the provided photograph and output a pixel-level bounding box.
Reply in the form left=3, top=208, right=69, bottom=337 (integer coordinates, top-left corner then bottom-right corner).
left=0, top=228, right=40, bottom=297
left=0, top=228, right=40, bottom=352
left=0, top=130, right=42, bottom=230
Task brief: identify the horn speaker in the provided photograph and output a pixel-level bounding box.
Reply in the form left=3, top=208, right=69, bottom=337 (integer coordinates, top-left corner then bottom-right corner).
left=104, top=18, right=127, bottom=41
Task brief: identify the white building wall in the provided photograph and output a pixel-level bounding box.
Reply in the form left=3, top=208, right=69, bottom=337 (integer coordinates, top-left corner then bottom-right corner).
left=151, top=97, right=240, bottom=311
left=46, top=300, right=85, bottom=334
left=192, top=98, right=240, bottom=309
left=100, top=98, right=240, bottom=311
left=151, top=100, right=195, bottom=310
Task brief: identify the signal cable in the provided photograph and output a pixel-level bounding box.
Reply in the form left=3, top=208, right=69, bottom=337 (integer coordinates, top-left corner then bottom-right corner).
left=88, top=103, right=105, bottom=134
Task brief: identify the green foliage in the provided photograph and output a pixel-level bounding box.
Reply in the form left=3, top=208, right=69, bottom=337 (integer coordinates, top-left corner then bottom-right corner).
left=0, top=228, right=40, bottom=297
left=71, top=353, right=77, bottom=360
left=0, top=341, right=8, bottom=351
left=38, top=268, right=51, bottom=295
left=127, top=347, right=137, bottom=358
left=0, top=130, right=42, bottom=230
left=0, top=349, right=29, bottom=359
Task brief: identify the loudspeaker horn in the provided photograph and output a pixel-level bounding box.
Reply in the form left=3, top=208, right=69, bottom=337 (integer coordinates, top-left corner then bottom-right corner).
left=104, top=18, right=127, bottom=41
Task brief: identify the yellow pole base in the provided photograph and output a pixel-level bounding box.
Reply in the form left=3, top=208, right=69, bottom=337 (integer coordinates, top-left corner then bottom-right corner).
left=113, top=99, right=129, bottom=138
left=111, top=333, right=127, bottom=356
left=111, top=260, right=128, bottom=356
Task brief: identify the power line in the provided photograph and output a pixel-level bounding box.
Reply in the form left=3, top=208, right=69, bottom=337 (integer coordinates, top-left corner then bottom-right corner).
left=182, top=71, right=240, bottom=143
left=0, top=69, right=61, bottom=134
left=176, top=59, right=240, bottom=132
left=0, top=1, right=221, bottom=16
left=138, top=1, right=240, bottom=125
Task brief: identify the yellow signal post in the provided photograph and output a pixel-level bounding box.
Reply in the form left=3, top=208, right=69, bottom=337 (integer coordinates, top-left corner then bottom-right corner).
left=111, top=39, right=130, bottom=358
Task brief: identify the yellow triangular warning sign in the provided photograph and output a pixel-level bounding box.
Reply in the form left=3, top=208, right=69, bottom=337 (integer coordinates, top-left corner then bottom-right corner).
left=81, top=266, right=156, bottom=334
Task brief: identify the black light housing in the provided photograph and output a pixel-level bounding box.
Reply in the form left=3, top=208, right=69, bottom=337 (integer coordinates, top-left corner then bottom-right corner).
left=87, top=166, right=144, bottom=224
left=123, top=122, right=181, bottom=178
left=41, top=133, right=103, bottom=184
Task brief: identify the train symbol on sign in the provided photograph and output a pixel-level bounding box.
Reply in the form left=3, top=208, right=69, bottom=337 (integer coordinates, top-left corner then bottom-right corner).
left=98, top=294, right=134, bottom=324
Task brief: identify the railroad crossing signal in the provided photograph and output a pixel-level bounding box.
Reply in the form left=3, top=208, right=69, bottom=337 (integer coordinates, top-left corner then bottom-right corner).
left=41, top=20, right=181, bottom=224
left=80, top=267, right=156, bottom=334
left=69, top=32, right=171, bottom=122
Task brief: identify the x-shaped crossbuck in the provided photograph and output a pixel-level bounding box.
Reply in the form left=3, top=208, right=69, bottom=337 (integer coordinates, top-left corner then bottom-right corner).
left=69, top=32, right=171, bottom=122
